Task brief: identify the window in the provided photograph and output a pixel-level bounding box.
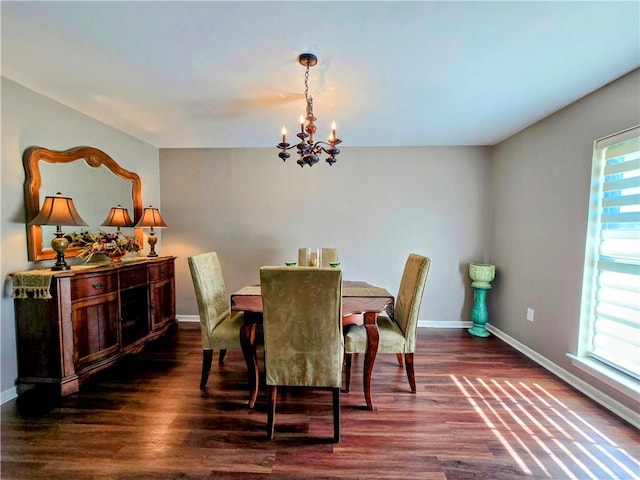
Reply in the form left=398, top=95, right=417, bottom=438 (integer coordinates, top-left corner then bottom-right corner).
left=578, top=126, right=640, bottom=383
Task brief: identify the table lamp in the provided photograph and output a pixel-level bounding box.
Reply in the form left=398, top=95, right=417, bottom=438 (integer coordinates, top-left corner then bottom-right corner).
left=29, top=192, right=88, bottom=271
left=134, top=205, right=167, bottom=257
left=101, top=205, right=133, bottom=232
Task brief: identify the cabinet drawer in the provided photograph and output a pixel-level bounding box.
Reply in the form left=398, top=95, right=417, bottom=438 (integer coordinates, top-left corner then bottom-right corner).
left=71, top=272, right=118, bottom=300
left=149, top=261, right=174, bottom=282
left=119, top=265, right=148, bottom=289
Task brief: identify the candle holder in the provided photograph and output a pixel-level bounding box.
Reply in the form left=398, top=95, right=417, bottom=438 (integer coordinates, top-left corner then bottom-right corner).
left=301, top=248, right=322, bottom=267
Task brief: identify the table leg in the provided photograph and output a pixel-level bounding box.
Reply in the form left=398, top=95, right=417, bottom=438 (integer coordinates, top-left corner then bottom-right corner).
left=363, top=311, right=379, bottom=411
left=240, top=313, right=260, bottom=408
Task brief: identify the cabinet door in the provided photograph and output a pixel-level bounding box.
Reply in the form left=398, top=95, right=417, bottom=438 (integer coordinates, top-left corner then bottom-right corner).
left=150, top=279, right=174, bottom=331
left=120, top=286, right=150, bottom=346
left=119, top=265, right=150, bottom=346
left=72, top=292, right=120, bottom=369
left=14, top=282, right=63, bottom=384
left=149, top=259, right=176, bottom=331
left=71, top=271, right=120, bottom=370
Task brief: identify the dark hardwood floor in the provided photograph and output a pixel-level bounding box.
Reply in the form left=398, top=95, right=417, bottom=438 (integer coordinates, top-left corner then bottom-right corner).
left=2, top=324, right=638, bottom=480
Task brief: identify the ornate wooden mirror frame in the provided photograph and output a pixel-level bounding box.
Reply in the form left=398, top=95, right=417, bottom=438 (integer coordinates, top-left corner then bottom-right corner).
left=24, top=146, right=143, bottom=262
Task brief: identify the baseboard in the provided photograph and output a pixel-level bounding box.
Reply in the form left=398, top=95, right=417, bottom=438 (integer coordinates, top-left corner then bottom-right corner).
left=418, top=320, right=472, bottom=329
left=1, top=387, right=17, bottom=405
left=177, top=315, right=199, bottom=323
left=486, top=324, right=640, bottom=430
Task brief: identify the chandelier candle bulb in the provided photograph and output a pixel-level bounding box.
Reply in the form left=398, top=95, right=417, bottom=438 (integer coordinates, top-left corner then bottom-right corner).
left=281, top=127, right=287, bottom=143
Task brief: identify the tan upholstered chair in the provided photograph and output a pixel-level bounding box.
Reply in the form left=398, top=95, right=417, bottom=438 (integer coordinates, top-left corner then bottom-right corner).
left=297, top=248, right=339, bottom=267
left=260, top=266, right=343, bottom=442
left=343, top=254, right=431, bottom=393
left=188, top=252, right=245, bottom=391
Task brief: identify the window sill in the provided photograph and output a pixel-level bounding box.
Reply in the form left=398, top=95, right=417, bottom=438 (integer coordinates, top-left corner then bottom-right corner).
left=567, top=354, right=640, bottom=400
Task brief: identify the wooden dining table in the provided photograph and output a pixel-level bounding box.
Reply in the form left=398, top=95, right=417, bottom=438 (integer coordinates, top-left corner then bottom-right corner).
left=230, top=280, right=394, bottom=410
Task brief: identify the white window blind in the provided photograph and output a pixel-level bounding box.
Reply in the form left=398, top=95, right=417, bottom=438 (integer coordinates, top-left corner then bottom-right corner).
left=582, top=126, right=640, bottom=380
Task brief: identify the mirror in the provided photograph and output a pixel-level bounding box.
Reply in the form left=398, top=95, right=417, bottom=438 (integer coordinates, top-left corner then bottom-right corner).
left=24, top=146, right=143, bottom=262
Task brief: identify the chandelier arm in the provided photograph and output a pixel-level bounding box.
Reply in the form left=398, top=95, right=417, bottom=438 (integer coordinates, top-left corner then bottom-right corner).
left=313, top=141, right=341, bottom=149
left=318, top=146, right=340, bottom=156
left=277, top=143, right=298, bottom=151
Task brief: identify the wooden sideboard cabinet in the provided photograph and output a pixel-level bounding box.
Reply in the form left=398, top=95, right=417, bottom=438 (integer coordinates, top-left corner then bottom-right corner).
left=14, top=256, right=177, bottom=397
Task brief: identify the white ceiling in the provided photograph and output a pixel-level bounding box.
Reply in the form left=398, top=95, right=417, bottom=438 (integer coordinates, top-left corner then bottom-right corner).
left=2, top=1, right=639, bottom=148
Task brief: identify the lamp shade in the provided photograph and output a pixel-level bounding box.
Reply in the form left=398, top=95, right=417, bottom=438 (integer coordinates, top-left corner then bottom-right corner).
left=135, top=206, right=167, bottom=228
left=29, top=192, right=88, bottom=227
left=101, top=205, right=133, bottom=228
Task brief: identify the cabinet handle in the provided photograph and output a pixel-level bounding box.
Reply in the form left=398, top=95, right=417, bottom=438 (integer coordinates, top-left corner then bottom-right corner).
left=92, top=282, right=105, bottom=289
left=129, top=274, right=138, bottom=281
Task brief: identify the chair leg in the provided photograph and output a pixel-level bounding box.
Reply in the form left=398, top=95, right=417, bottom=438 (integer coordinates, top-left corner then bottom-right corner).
left=218, top=349, right=227, bottom=365
left=343, top=353, right=353, bottom=393
left=267, top=385, right=277, bottom=440
left=405, top=353, right=416, bottom=393
left=396, top=353, right=404, bottom=367
left=200, top=349, right=214, bottom=390
left=332, top=387, right=341, bottom=443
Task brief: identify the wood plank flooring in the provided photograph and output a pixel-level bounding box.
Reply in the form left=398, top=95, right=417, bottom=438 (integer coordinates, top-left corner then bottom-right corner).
left=2, top=324, right=639, bottom=479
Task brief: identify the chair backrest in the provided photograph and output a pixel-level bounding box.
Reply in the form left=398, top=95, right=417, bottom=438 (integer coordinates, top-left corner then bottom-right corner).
left=321, top=248, right=339, bottom=267
left=188, top=252, right=232, bottom=349
left=393, top=254, right=431, bottom=353
left=260, top=266, right=343, bottom=388
left=297, top=248, right=339, bottom=267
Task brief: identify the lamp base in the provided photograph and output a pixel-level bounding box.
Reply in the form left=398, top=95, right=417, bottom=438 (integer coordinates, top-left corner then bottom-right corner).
left=147, top=232, right=159, bottom=257
left=51, top=264, right=71, bottom=271
left=51, top=234, right=71, bottom=271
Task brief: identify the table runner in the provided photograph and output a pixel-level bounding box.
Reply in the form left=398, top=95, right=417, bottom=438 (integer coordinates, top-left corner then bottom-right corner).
left=343, top=286, right=392, bottom=298
left=12, top=264, right=105, bottom=299
left=233, top=283, right=392, bottom=298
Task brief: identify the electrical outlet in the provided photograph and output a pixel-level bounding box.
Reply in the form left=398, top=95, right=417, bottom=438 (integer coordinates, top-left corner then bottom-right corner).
left=527, top=308, right=534, bottom=322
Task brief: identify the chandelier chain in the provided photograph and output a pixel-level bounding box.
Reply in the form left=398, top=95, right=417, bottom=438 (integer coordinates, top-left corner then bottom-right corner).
left=304, top=63, right=312, bottom=114
left=304, top=63, right=310, bottom=100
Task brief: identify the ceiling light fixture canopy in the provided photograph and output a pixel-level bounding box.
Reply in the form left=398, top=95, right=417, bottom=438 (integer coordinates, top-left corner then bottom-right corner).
left=277, top=53, right=341, bottom=167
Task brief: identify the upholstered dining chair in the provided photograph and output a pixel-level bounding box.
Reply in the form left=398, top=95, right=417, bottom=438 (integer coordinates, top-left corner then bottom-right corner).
left=188, top=251, right=245, bottom=391
left=343, top=253, right=431, bottom=394
left=297, top=247, right=339, bottom=267
left=260, top=266, right=343, bottom=442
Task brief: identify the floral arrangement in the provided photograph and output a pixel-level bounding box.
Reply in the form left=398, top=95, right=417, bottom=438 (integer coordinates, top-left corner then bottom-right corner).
left=65, top=230, right=141, bottom=262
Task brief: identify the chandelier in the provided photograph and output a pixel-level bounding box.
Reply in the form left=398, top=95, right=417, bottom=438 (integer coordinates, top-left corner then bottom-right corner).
left=277, top=53, right=342, bottom=167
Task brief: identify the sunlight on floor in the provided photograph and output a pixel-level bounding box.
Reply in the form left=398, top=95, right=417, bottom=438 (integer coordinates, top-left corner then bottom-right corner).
left=451, top=375, right=640, bottom=479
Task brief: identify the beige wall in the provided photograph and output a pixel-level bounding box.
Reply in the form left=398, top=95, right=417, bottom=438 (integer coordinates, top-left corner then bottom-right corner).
left=1, top=78, right=161, bottom=397
left=159, top=146, right=493, bottom=323
left=489, top=69, right=640, bottom=413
